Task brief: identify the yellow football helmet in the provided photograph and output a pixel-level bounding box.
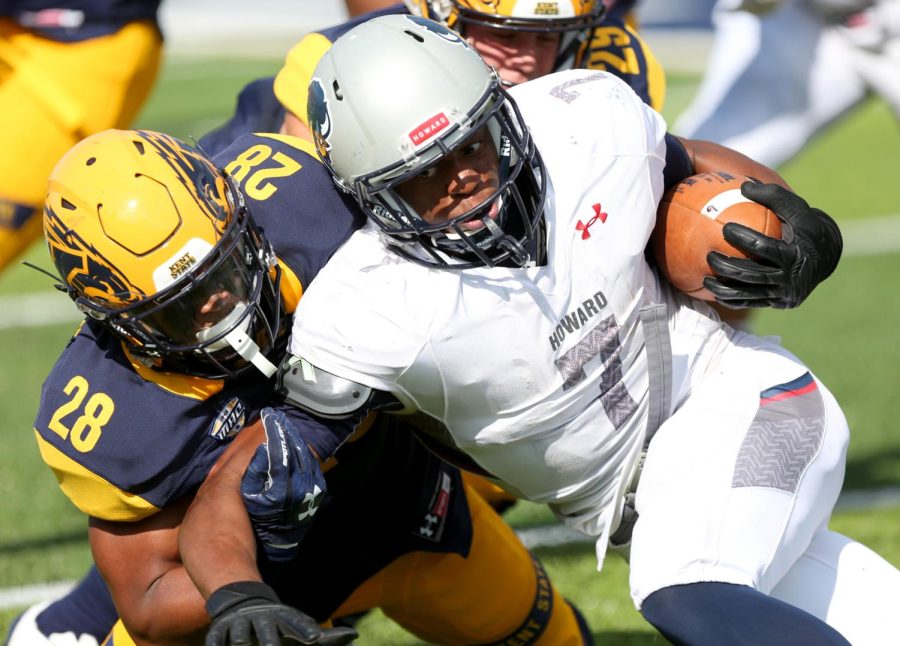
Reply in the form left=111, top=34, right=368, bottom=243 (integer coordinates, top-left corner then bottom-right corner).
left=44, top=129, right=283, bottom=378
left=404, top=0, right=606, bottom=71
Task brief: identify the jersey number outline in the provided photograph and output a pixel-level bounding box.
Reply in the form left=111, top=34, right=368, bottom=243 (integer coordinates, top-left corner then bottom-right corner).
left=554, top=314, right=638, bottom=430
left=225, top=145, right=302, bottom=201
left=587, top=26, right=640, bottom=76
left=48, top=376, right=115, bottom=453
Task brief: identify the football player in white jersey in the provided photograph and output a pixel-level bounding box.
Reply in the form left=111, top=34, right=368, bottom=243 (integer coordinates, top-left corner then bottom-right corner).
left=675, top=0, right=900, bottom=168
left=279, top=14, right=900, bottom=645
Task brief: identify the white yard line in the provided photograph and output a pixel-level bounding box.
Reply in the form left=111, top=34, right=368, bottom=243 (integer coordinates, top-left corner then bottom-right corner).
left=0, top=292, right=82, bottom=331
left=838, top=213, right=900, bottom=257
left=0, top=581, right=74, bottom=611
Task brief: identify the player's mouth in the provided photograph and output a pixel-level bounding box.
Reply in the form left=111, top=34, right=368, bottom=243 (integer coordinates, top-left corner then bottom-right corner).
left=444, top=198, right=501, bottom=240
left=458, top=197, right=500, bottom=232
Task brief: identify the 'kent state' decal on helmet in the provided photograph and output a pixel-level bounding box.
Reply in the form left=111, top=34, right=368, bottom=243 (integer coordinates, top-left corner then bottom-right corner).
left=44, top=204, right=143, bottom=306
left=404, top=14, right=466, bottom=44
left=308, top=77, right=333, bottom=163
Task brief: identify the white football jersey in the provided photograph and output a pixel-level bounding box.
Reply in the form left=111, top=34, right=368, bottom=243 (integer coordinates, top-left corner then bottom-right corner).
left=290, top=69, right=734, bottom=554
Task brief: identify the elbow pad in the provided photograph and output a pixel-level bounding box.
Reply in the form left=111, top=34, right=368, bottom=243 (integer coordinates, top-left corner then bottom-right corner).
left=277, top=355, right=377, bottom=419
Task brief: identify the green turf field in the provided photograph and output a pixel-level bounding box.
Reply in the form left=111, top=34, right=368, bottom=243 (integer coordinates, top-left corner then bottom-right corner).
left=0, top=59, right=898, bottom=644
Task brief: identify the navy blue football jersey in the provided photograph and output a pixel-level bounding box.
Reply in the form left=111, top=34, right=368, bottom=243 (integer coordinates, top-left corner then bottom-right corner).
left=199, top=78, right=285, bottom=158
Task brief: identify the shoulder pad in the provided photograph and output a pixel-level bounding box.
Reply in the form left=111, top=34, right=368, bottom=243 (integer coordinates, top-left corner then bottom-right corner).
left=277, top=355, right=374, bottom=419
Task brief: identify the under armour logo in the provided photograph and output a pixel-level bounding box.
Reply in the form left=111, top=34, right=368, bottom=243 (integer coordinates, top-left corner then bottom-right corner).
left=297, top=484, right=324, bottom=521
left=419, top=513, right=439, bottom=538
left=576, top=203, right=607, bottom=239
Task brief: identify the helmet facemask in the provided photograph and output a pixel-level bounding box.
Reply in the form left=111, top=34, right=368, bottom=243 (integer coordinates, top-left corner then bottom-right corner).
left=353, top=84, right=547, bottom=270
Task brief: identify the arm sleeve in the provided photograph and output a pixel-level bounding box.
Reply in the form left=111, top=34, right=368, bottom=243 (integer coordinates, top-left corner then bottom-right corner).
left=662, top=133, right=693, bottom=192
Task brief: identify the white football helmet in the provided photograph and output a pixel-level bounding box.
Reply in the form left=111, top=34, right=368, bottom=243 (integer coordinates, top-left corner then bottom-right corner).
left=308, top=14, right=547, bottom=268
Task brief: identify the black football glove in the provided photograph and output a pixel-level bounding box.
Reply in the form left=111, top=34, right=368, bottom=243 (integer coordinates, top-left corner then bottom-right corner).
left=241, top=408, right=327, bottom=563
left=205, top=581, right=358, bottom=646
left=704, top=181, right=843, bottom=309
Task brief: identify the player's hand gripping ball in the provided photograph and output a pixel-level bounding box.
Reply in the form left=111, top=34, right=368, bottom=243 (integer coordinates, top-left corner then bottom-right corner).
left=651, top=171, right=782, bottom=301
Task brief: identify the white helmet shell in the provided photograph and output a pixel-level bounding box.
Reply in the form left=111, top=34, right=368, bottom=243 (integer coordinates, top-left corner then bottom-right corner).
left=309, top=14, right=498, bottom=194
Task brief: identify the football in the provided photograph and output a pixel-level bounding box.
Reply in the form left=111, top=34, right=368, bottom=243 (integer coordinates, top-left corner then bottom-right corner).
left=650, top=171, right=782, bottom=301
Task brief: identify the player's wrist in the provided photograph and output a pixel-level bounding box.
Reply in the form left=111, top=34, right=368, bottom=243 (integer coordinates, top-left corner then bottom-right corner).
left=206, top=580, right=279, bottom=618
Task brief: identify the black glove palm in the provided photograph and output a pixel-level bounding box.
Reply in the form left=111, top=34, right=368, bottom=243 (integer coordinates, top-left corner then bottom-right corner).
left=704, top=181, right=843, bottom=309
left=205, top=581, right=357, bottom=646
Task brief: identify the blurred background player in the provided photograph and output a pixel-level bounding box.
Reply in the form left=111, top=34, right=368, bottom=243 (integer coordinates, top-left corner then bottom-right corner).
left=0, top=0, right=163, bottom=272
left=671, top=0, right=899, bottom=332
left=344, top=0, right=395, bottom=16
left=675, top=0, right=900, bottom=168
left=257, top=0, right=665, bottom=145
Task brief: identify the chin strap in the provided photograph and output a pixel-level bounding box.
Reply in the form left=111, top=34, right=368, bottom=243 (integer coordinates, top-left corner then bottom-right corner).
left=483, top=217, right=529, bottom=267
left=224, top=327, right=277, bottom=378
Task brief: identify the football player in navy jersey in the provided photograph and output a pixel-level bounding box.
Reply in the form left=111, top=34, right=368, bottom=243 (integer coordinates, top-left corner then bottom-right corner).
left=0, top=0, right=162, bottom=273
left=13, top=128, right=594, bottom=646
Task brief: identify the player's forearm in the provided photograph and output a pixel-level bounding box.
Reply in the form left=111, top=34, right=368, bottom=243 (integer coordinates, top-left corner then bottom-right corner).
left=179, top=471, right=262, bottom=597
left=89, top=502, right=209, bottom=645
left=179, top=422, right=265, bottom=598
left=678, top=137, right=791, bottom=190
left=128, top=569, right=209, bottom=645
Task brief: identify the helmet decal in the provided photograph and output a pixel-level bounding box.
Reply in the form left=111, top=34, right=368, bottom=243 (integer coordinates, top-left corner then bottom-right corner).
left=409, top=112, right=451, bottom=147
left=44, top=203, right=144, bottom=306
left=535, top=2, right=562, bottom=15
left=404, top=14, right=466, bottom=43
left=308, top=77, right=333, bottom=163
left=152, top=238, right=215, bottom=291
left=210, top=397, right=247, bottom=440
left=138, top=130, right=230, bottom=232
